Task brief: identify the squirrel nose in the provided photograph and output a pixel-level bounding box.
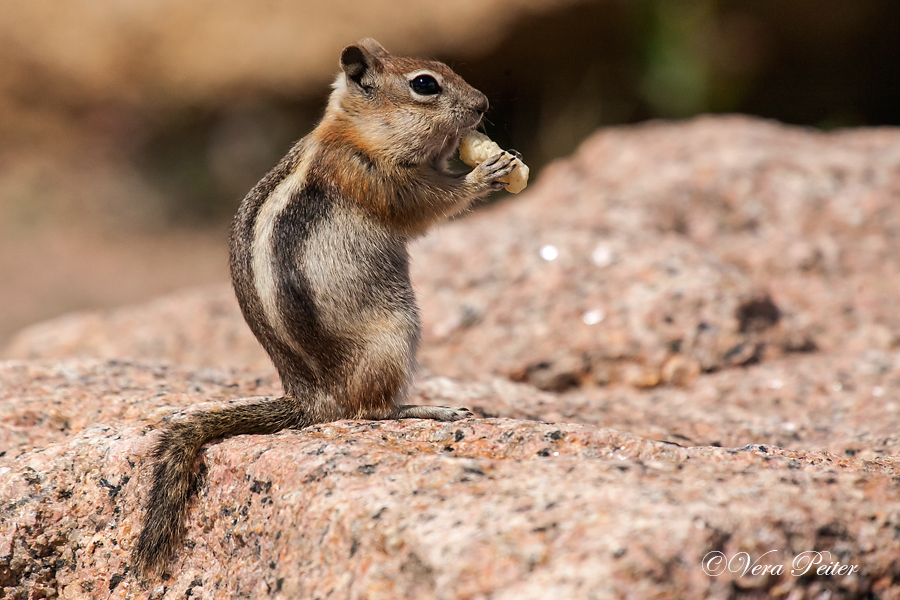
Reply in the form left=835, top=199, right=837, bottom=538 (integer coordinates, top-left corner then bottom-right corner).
left=474, top=93, right=489, bottom=116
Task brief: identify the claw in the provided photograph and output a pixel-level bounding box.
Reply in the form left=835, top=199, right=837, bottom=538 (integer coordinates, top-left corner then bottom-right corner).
left=468, top=150, right=521, bottom=192
left=482, top=152, right=503, bottom=167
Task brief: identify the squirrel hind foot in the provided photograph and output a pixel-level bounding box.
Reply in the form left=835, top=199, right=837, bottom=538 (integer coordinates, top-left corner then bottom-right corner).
left=392, top=405, right=474, bottom=421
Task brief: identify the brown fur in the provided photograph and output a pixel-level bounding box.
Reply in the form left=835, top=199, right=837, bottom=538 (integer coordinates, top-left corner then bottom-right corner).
left=132, top=38, right=516, bottom=578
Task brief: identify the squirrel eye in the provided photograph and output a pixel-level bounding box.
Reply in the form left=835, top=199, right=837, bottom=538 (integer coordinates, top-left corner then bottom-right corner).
left=410, top=74, right=441, bottom=96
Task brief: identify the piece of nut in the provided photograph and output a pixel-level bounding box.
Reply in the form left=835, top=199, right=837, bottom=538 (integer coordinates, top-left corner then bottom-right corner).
left=459, top=131, right=529, bottom=194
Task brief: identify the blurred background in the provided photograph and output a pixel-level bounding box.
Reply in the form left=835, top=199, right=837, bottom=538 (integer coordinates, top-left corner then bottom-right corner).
left=1, top=0, right=898, bottom=346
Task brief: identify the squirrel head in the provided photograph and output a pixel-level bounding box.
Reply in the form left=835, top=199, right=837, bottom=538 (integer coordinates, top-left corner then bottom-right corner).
left=327, top=38, right=489, bottom=168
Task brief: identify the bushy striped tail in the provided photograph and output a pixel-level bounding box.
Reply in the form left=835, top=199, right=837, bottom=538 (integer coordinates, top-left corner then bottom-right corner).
left=132, top=397, right=309, bottom=578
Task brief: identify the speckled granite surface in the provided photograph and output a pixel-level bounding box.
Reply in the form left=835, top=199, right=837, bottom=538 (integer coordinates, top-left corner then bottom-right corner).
left=2, top=363, right=899, bottom=599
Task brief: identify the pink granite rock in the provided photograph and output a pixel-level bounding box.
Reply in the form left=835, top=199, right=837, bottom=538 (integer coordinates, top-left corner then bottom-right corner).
left=2, top=361, right=899, bottom=599
left=0, top=359, right=280, bottom=456
left=413, top=191, right=791, bottom=390
left=529, top=116, right=900, bottom=358
left=3, top=288, right=272, bottom=373
left=417, top=347, right=900, bottom=457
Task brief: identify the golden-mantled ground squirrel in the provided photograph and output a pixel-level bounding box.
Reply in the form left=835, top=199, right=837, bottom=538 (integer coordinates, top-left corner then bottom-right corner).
left=133, top=38, right=518, bottom=577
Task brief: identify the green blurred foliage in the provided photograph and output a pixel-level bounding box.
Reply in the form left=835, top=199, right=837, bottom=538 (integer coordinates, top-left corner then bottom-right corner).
left=640, top=0, right=717, bottom=117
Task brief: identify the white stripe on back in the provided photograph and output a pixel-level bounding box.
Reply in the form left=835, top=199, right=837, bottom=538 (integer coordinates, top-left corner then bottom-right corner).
left=250, top=146, right=321, bottom=374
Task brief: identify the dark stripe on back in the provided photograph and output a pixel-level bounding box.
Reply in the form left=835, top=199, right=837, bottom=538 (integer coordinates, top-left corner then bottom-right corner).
left=272, top=183, right=353, bottom=380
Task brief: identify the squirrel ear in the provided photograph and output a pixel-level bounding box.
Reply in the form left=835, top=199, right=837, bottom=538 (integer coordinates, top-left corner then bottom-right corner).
left=358, top=38, right=388, bottom=57
left=340, top=45, right=367, bottom=82
left=340, top=42, right=382, bottom=87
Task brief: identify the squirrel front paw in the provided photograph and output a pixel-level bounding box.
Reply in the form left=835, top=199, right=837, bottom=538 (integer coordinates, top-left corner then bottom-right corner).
left=459, top=132, right=529, bottom=193
left=467, top=152, right=517, bottom=191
